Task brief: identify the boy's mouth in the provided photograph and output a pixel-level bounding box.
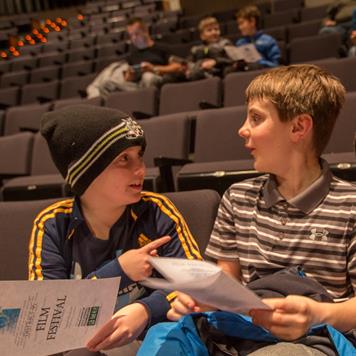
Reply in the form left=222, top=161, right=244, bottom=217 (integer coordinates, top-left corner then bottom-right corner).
left=129, top=183, right=143, bottom=190
left=245, top=144, right=255, bottom=152
left=246, top=147, right=256, bottom=156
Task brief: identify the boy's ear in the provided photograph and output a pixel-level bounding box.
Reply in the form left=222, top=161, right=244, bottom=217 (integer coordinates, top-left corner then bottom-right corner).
left=290, top=114, right=313, bottom=142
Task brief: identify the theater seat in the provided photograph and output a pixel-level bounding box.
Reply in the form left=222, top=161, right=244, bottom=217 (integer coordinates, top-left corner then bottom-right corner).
left=177, top=106, right=261, bottom=195
left=0, top=132, right=33, bottom=187
left=106, top=87, right=158, bottom=117
left=140, top=112, right=192, bottom=192
left=1, top=133, right=67, bottom=201
left=4, top=103, right=51, bottom=135
left=0, top=198, right=58, bottom=280
left=289, top=33, right=342, bottom=63
left=159, top=77, right=221, bottom=115
left=165, top=189, right=220, bottom=255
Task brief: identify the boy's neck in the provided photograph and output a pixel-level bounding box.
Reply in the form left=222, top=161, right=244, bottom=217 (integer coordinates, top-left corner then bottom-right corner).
left=80, top=198, right=126, bottom=240
left=245, top=29, right=257, bottom=37
left=275, top=156, right=322, bottom=201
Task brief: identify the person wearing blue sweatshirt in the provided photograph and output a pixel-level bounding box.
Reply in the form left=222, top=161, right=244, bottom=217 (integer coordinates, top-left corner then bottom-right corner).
left=235, top=5, right=280, bottom=70
left=28, top=105, right=201, bottom=355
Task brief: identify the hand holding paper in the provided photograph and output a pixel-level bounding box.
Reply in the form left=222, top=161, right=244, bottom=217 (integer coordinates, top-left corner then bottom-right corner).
left=0, top=277, right=120, bottom=356
left=141, top=257, right=270, bottom=315
left=224, top=44, right=262, bottom=63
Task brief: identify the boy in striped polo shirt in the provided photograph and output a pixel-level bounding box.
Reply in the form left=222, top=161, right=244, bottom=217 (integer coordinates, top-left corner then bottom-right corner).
left=28, top=105, right=201, bottom=354
left=168, top=65, right=356, bottom=354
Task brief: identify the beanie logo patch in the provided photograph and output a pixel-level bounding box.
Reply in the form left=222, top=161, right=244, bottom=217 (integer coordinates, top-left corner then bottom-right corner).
left=123, top=118, right=144, bottom=139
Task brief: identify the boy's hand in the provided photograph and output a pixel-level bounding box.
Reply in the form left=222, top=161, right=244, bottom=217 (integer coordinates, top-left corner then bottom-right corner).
left=118, top=236, right=171, bottom=281
left=140, top=61, right=154, bottom=72
left=86, top=303, right=149, bottom=351
left=250, top=295, right=321, bottom=341
left=201, top=59, right=217, bottom=70
left=123, top=68, right=135, bottom=81
left=323, top=19, right=336, bottom=27
left=167, top=292, right=216, bottom=321
left=350, top=30, right=356, bottom=45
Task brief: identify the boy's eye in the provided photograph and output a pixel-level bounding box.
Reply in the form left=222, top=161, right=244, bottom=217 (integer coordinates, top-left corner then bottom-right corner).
left=117, top=154, right=128, bottom=162
left=250, top=113, right=262, bottom=125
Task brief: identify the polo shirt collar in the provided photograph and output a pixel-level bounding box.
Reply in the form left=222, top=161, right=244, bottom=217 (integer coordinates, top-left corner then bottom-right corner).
left=263, top=159, right=332, bottom=214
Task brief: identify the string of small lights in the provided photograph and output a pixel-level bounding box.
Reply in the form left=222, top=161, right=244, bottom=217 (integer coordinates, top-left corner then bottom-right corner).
left=0, top=16, right=72, bottom=60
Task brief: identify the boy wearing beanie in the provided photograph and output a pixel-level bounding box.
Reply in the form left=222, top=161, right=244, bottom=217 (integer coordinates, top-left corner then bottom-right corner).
left=28, top=105, right=201, bottom=352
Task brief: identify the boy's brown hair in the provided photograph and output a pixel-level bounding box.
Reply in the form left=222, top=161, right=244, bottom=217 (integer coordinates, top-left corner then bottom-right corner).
left=246, top=64, right=346, bottom=156
left=127, top=17, right=148, bottom=31
left=236, top=5, right=261, bottom=28
left=198, top=16, right=219, bottom=33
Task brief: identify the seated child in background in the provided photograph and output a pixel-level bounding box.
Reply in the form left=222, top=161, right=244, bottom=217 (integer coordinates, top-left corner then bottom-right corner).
left=234, top=5, right=280, bottom=70
left=348, top=8, right=356, bottom=56
left=29, top=105, right=201, bottom=354
left=187, top=16, right=233, bottom=80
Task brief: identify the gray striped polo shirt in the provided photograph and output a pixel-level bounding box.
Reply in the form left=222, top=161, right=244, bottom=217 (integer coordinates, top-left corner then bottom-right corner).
left=206, top=161, right=356, bottom=299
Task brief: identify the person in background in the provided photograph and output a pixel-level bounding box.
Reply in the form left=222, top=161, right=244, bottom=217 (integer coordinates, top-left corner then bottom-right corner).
left=319, top=0, right=356, bottom=38
left=187, top=16, right=233, bottom=80
left=87, top=17, right=185, bottom=98
left=234, top=5, right=280, bottom=70
left=348, top=8, right=356, bottom=56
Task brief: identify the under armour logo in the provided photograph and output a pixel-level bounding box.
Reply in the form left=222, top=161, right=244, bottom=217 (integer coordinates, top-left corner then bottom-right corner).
left=309, top=228, right=328, bottom=241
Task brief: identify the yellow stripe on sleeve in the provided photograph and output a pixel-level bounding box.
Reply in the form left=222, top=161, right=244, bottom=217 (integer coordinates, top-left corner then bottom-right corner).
left=138, top=233, right=152, bottom=248
left=166, top=291, right=178, bottom=303
left=142, top=192, right=202, bottom=260
left=28, top=199, right=74, bottom=280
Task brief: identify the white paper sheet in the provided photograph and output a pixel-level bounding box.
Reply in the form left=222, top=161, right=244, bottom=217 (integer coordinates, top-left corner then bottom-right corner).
left=142, top=258, right=269, bottom=314
left=225, top=44, right=262, bottom=62
left=0, top=277, right=120, bottom=356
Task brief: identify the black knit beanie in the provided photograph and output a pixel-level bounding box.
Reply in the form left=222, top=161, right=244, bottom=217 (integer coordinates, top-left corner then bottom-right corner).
left=41, top=105, right=146, bottom=196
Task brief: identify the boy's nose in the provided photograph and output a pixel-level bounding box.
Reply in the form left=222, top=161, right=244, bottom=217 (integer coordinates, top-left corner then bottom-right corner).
left=238, top=120, right=250, bottom=138
left=134, top=161, right=146, bottom=176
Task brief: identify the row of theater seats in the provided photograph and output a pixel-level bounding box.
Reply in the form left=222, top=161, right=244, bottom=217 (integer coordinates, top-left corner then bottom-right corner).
left=0, top=33, right=342, bottom=96
left=155, top=17, right=326, bottom=45
left=0, top=189, right=220, bottom=280
left=0, top=6, right=334, bottom=76
left=1, top=56, right=356, bottom=129
left=1, top=91, right=355, bottom=202
left=0, top=54, right=130, bottom=92
left=0, top=0, right=157, bottom=35
left=0, top=1, right=331, bottom=78
left=0, top=21, right=339, bottom=86
left=68, top=4, right=328, bottom=42
left=80, top=0, right=326, bottom=31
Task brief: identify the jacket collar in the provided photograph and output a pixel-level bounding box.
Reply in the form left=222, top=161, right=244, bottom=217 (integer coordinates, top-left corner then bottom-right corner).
left=243, top=30, right=263, bottom=42
left=66, top=194, right=149, bottom=238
